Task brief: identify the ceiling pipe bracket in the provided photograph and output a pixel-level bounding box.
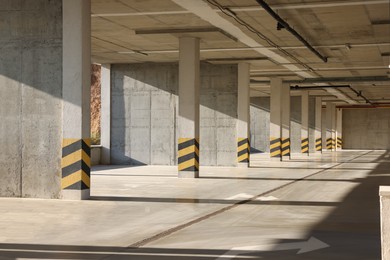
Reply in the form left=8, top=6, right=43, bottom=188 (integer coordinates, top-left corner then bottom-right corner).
left=255, top=0, right=328, bottom=63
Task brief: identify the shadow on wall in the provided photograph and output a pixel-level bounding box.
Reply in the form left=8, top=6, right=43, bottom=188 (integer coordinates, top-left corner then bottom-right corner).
left=0, top=0, right=63, bottom=198
left=110, top=62, right=238, bottom=167
left=250, top=96, right=303, bottom=154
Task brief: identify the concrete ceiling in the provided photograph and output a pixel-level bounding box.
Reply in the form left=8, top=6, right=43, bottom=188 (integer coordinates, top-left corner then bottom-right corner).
left=91, top=0, right=390, bottom=104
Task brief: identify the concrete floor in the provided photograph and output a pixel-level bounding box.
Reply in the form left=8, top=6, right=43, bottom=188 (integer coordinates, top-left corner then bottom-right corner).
left=0, top=150, right=389, bottom=259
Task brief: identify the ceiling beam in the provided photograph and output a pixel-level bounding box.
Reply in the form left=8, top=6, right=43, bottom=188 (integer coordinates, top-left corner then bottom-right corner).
left=91, top=0, right=388, bottom=17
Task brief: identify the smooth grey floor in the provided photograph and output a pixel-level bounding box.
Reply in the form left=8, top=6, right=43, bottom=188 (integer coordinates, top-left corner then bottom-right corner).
left=0, top=150, right=389, bottom=259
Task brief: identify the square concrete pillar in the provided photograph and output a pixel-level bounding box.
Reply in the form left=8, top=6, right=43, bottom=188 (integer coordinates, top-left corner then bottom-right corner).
left=380, top=186, right=390, bottom=260
left=326, top=102, right=336, bottom=151
left=270, top=78, right=282, bottom=160
left=100, top=64, right=111, bottom=165
left=178, top=37, right=200, bottom=178
left=237, top=63, right=250, bottom=167
left=281, top=84, right=291, bottom=160
left=314, top=97, right=323, bottom=153
left=61, top=0, right=91, bottom=200
left=301, top=91, right=309, bottom=155
left=336, top=108, right=343, bottom=150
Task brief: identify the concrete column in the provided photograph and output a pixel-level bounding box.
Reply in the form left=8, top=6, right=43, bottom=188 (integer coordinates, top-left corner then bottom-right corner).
left=326, top=102, right=336, bottom=151
left=270, top=78, right=282, bottom=160
left=380, top=186, right=390, bottom=260
left=237, top=63, right=250, bottom=167
left=100, top=64, right=111, bottom=164
left=336, top=108, right=343, bottom=150
left=178, top=37, right=200, bottom=178
left=61, top=0, right=91, bottom=200
left=281, top=84, right=291, bottom=160
left=301, top=91, right=309, bottom=155
left=314, top=97, right=322, bottom=153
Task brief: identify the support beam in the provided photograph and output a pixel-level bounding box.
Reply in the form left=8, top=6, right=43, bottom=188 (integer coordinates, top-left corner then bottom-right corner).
left=62, top=0, right=91, bottom=200
left=336, top=108, right=343, bottom=150
left=301, top=92, right=309, bottom=155
left=270, top=78, right=283, bottom=160
left=315, top=97, right=323, bottom=153
left=100, top=64, right=111, bottom=165
left=237, top=63, right=250, bottom=167
left=178, top=37, right=200, bottom=178
left=326, top=102, right=336, bottom=151
left=281, top=83, right=291, bottom=160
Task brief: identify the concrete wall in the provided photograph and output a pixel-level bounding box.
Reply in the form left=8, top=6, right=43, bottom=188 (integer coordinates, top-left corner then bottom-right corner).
left=250, top=97, right=270, bottom=153
left=110, top=63, right=238, bottom=166
left=290, top=96, right=301, bottom=154
left=111, top=63, right=178, bottom=165
left=91, top=146, right=101, bottom=166
left=343, top=108, right=390, bottom=149
left=0, top=0, right=62, bottom=198
left=200, top=64, right=238, bottom=166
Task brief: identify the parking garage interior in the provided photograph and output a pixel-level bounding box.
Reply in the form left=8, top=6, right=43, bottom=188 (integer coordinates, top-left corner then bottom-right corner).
left=0, top=0, right=390, bottom=259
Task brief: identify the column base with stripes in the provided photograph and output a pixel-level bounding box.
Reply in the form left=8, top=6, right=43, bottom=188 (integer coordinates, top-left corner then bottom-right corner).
left=237, top=138, right=250, bottom=166
left=301, top=138, right=309, bottom=154
left=270, top=137, right=281, bottom=159
left=326, top=138, right=336, bottom=150
left=281, top=138, right=290, bottom=159
left=61, top=138, right=91, bottom=200
left=337, top=137, right=342, bottom=149
left=178, top=138, right=199, bottom=178
left=315, top=138, right=322, bottom=152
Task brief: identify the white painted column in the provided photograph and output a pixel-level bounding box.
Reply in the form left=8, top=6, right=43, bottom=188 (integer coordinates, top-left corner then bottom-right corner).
left=281, top=83, right=291, bottom=160
left=237, top=63, right=250, bottom=167
left=270, top=78, right=282, bottom=160
left=100, top=64, right=111, bottom=164
left=326, top=102, right=336, bottom=151
left=61, top=0, right=91, bottom=200
left=336, top=108, right=343, bottom=150
left=314, top=97, right=322, bottom=153
left=301, top=91, right=309, bottom=155
left=178, top=37, right=200, bottom=178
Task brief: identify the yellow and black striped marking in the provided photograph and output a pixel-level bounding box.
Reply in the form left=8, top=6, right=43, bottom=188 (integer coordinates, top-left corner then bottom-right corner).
left=326, top=138, right=335, bottom=150
left=315, top=138, right=322, bottom=151
left=61, top=138, right=91, bottom=190
left=281, top=138, right=290, bottom=156
left=301, top=138, right=309, bottom=153
left=178, top=138, right=199, bottom=172
left=237, top=138, right=250, bottom=163
left=270, top=137, right=281, bottom=158
left=337, top=137, right=342, bottom=148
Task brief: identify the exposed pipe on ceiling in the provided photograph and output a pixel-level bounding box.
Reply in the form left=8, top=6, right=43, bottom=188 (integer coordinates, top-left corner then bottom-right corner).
left=290, top=84, right=374, bottom=105
left=290, top=85, right=350, bottom=90
left=337, top=104, right=390, bottom=109
left=251, top=76, right=390, bottom=84
left=254, top=0, right=328, bottom=63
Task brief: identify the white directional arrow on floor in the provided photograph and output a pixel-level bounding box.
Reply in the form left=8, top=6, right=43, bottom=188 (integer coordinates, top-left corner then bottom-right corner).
left=226, top=193, right=254, bottom=200
left=217, top=237, right=329, bottom=259
left=256, top=196, right=278, bottom=201
left=226, top=194, right=279, bottom=201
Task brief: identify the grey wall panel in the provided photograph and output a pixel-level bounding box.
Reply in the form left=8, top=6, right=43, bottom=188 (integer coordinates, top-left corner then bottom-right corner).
left=250, top=97, right=270, bottom=153
left=343, top=108, right=390, bottom=149
left=0, top=0, right=62, bottom=198
left=111, top=63, right=238, bottom=166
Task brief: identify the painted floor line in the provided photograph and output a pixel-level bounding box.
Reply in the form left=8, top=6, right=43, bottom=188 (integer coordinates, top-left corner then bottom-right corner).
left=100, top=151, right=373, bottom=259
